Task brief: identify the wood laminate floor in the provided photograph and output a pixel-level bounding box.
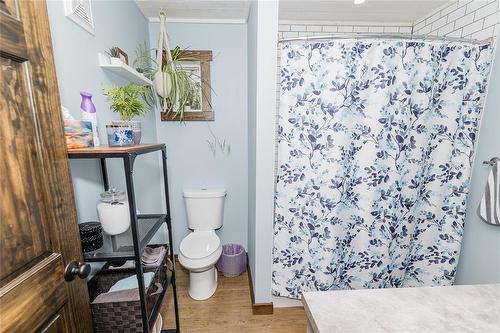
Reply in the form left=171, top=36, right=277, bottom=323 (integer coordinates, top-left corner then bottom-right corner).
left=161, top=263, right=306, bottom=333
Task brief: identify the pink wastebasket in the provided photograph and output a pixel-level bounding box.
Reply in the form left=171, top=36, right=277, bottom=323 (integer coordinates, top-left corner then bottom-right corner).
left=216, top=244, right=247, bottom=277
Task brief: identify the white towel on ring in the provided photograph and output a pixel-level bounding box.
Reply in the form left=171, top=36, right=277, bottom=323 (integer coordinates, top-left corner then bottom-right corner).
left=479, top=162, right=500, bottom=226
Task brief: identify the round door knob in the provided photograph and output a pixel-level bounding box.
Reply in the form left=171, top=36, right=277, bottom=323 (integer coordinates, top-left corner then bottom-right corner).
left=64, top=261, right=91, bottom=281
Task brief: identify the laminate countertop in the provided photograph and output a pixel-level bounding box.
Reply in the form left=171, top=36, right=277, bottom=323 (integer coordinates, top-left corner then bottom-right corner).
left=302, top=284, right=500, bottom=333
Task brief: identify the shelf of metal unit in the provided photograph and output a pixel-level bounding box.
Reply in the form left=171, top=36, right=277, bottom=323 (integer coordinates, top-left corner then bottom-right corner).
left=84, top=214, right=167, bottom=262
left=69, top=143, right=180, bottom=333
left=67, top=143, right=166, bottom=158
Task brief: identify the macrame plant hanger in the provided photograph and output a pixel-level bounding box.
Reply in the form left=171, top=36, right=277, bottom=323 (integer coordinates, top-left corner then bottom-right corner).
left=154, top=9, right=174, bottom=113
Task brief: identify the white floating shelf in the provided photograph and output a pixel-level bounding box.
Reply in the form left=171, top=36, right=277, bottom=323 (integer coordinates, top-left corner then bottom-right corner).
left=98, top=53, right=152, bottom=85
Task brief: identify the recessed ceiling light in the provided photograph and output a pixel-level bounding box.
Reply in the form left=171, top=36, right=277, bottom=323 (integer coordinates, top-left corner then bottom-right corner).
left=354, top=0, right=366, bottom=4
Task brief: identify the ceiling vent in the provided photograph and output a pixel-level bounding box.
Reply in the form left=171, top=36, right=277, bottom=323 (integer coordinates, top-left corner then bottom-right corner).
left=64, top=0, right=94, bottom=35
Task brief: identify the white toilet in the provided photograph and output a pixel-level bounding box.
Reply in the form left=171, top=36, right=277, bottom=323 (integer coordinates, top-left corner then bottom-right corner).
left=178, top=188, right=226, bottom=300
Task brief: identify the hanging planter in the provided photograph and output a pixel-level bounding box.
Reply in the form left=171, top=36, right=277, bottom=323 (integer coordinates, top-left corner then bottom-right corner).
left=131, top=11, right=231, bottom=155
left=141, top=11, right=204, bottom=120
left=153, top=11, right=173, bottom=106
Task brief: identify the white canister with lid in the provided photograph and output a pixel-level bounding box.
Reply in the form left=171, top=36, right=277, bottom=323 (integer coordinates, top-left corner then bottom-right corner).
left=97, top=188, right=131, bottom=235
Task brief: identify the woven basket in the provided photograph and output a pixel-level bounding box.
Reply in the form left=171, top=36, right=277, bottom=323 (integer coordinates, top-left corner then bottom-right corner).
left=88, top=247, right=171, bottom=333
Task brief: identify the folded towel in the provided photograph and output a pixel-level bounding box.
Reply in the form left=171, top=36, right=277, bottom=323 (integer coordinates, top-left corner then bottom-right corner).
left=109, top=272, right=155, bottom=292
left=106, top=247, right=167, bottom=270
left=92, top=288, right=140, bottom=303
left=144, top=250, right=166, bottom=268
left=142, top=246, right=166, bottom=266
left=142, top=246, right=162, bottom=261
left=479, top=162, right=500, bottom=226
left=92, top=282, right=164, bottom=304
left=107, top=260, right=135, bottom=270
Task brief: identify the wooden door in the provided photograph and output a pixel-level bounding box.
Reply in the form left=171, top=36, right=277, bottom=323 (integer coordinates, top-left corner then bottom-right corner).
left=0, top=0, right=93, bottom=332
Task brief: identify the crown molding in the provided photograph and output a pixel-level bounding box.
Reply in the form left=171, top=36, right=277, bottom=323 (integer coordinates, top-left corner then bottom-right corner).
left=278, top=19, right=413, bottom=27
left=148, top=17, right=247, bottom=24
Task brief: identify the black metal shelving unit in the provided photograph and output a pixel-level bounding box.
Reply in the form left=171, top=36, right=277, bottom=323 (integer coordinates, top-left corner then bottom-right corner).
left=69, top=144, right=180, bottom=333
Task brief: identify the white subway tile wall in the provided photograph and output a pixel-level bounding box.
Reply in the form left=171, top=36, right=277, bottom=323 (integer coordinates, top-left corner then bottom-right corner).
left=277, top=23, right=414, bottom=39
left=413, top=0, right=500, bottom=40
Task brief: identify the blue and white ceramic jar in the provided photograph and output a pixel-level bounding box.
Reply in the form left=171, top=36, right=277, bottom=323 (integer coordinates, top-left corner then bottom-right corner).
left=106, top=125, right=134, bottom=146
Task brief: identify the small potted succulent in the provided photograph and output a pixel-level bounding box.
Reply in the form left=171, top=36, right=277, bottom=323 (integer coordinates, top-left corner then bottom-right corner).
left=106, top=46, right=128, bottom=65
left=103, top=83, right=148, bottom=144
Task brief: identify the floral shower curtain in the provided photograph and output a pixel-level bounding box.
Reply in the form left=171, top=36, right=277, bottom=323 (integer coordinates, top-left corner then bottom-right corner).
left=273, top=39, right=493, bottom=299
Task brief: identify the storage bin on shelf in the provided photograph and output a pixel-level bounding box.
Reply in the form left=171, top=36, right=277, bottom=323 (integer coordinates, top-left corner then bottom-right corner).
left=87, top=245, right=171, bottom=333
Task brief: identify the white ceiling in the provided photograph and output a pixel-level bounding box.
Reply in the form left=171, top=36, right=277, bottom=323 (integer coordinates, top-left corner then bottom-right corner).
left=136, top=0, right=451, bottom=24
left=136, top=0, right=251, bottom=23
left=279, top=0, right=450, bottom=23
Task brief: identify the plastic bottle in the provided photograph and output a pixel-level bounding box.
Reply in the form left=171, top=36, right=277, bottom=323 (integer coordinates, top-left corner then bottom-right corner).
left=80, top=91, right=100, bottom=147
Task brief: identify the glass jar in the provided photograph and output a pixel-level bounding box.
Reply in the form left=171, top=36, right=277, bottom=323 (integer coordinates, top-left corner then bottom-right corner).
left=97, top=188, right=131, bottom=235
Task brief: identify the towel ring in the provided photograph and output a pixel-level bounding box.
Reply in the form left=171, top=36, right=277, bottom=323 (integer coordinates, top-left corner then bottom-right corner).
left=483, top=157, right=500, bottom=166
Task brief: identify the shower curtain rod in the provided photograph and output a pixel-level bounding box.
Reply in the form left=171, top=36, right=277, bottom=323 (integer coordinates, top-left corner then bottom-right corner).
left=279, top=33, right=493, bottom=45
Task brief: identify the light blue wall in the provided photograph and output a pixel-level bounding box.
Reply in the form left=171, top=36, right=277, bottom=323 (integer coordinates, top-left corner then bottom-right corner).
left=247, top=0, right=258, bottom=299
left=47, top=1, right=164, bottom=225
left=148, top=22, right=248, bottom=253
left=455, top=45, right=500, bottom=284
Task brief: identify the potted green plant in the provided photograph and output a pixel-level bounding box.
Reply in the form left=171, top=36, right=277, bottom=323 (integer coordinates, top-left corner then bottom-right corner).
left=102, top=83, right=148, bottom=144
left=105, top=47, right=120, bottom=59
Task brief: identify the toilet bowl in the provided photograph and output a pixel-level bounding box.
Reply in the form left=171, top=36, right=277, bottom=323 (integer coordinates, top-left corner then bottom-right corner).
left=178, top=188, right=226, bottom=300
left=179, top=231, right=222, bottom=300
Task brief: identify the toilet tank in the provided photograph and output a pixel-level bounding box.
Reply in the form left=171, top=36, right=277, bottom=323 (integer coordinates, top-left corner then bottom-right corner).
left=183, top=188, right=226, bottom=230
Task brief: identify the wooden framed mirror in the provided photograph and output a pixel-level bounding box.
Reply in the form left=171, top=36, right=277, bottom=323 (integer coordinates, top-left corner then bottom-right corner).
left=160, top=50, right=214, bottom=121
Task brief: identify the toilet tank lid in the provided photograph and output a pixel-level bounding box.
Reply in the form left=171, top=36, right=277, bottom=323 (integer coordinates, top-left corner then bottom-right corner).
left=183, top=188, right=227, bottom=198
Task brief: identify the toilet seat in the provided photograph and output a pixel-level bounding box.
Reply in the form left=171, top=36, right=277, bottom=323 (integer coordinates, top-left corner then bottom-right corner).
left=180, top=230, right=220, bottom=259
